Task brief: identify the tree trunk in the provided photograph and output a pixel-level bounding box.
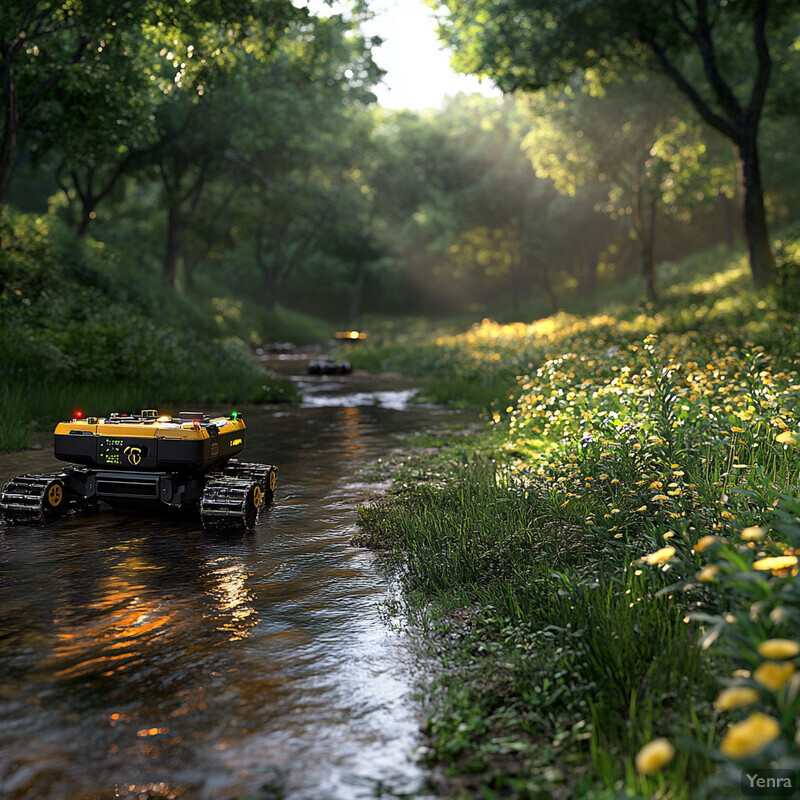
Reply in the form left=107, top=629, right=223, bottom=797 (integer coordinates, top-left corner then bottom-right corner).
left=733, top=137, right=773, bottom=288
left=77, top=205, right=96, bottom=237
left=0, top=62, right=19, bottom=209
left=72, top=163, right=128, bottom=237
left=255, top=221, right=279, bottom=310
left=163, top=203, right=181, bottom=289
left=639, top=240, right=657, bottom=304
left=717, top=194, right=734, bottom=251
left=0, top=133, right=17, bottom=211
left=183, top=254, right=197, bottom=291
left=542, top=270, right=559, bottom=314
left=264, top=275, right=280, bottom=311
left=632, top=194, right=658, bottom=304
left=647, top=0, right=772, bottom=288
left=348, top=258, right=367, bottom=326
left=508, top=272, right=521, bottom=316
left=582, top=256, right=598, bottom=299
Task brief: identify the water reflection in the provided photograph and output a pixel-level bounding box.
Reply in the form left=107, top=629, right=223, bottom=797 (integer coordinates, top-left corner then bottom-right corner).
left=205, top=555, right=258, bottom=642
left=0, top=377, right=460, bottom=799
left=341, top=405, right=366, bottom=461
left=54, top=553, right=175, bottom=680
left=300, top=387, right=420, bottom=410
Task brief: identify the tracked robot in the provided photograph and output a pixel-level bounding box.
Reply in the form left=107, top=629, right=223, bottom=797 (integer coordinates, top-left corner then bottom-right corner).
left=0, top=410, right=277, bottom=529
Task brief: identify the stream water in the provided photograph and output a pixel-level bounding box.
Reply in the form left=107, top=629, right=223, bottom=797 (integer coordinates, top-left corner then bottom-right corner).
left=0, top=364, right=463, bottom=800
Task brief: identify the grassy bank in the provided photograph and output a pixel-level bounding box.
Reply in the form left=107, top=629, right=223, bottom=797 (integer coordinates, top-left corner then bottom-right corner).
left=0, top=211, right=328, bottom=450
left=357, top=237, right=800, bottom=797
left=346, top=239, right=800, bottom=410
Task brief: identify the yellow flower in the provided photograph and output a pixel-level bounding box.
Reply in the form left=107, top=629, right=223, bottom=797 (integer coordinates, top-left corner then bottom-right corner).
left=695, top=535, right=718, bottom=552
left=714, top=686, right=760, bottom=711
left=697, top=565, right=719, bottom=582
left=776, top=430, right=800, bottom=445
left=757, top=639, right=800, bottom=660
left=753, top=556, right=798, bottom=572
left=753, top=661, right=796, bottom=691
left=635, top=738, right=675, bottom=774
left=642, top=546, right=675, bottom=565
left=720, top=712, right=780, bottom=759
left=741, top=526, right=767, bottom=542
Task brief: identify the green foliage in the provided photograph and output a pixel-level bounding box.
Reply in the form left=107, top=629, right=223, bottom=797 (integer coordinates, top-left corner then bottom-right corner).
left=433, top=0, right=797, bottom=96
left=355, top=243, right=800, bottom=797
left=773, top=225, right=800, bottom=312
left=0, top=0, right=306, bottom=202
left=2, top=0, right=799, bottom=332
left=0, top=210, right=297, bottom=449
left=359, top=454, right=718, bottom=798
left=433, top=0, right=800, bottom=289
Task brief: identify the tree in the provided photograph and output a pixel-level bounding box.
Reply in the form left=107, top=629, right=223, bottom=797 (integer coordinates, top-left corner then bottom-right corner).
left=26, top=29, right=158, bottom=235
left=0, top=1, right=303, bottom=211
left=522, top=79, right=725, bottom=303
left=432, top=0, right=798, bottom=288
left=366, top=96, right=568, bottom=315
left=220, top=11, right=383, bottom=308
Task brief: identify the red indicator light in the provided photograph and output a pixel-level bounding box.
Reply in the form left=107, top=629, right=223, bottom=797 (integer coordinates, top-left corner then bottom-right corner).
left=193, top=420, right=200, bottom=429
left=74, top=409, right=84, bottom=420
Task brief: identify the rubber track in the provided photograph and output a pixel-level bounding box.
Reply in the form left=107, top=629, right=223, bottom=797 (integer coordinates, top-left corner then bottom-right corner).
left=0, top=473, right=65, bottom=523
left=211, top=459, right=276, bottom=488
left=200, top=476, right=257, bottom=529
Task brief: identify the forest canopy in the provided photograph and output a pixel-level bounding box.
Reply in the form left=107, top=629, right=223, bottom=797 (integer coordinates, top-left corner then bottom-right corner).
left=1, top=0, right=799, bottom=323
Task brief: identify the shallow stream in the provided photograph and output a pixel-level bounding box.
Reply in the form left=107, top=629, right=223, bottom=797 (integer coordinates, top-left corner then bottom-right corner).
left=0, top=363, right=462, bottom=800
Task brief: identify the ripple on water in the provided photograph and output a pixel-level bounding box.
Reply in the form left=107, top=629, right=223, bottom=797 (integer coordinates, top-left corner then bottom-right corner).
left=0, top=381, right=458, bottom=799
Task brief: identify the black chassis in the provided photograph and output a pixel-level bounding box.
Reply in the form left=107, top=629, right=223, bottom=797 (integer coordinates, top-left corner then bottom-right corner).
left=64, top=466, right=209, bottom=509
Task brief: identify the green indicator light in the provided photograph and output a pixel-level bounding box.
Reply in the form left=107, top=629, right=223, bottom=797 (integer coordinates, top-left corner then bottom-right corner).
left=230, top=411, right=239, bottom=420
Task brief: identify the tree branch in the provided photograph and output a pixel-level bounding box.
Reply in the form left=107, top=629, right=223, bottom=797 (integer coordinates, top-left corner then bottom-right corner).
left=670, top=0, right=695, bottom=38
left=70, top=166, right=89, bottom=206
left=647, top=39, right=737, bottom=140
left=19, top=34, right=90, bottom=121
left=694, top=0, right=743, bottom=123
left=746, top=0, right=771, bottom=134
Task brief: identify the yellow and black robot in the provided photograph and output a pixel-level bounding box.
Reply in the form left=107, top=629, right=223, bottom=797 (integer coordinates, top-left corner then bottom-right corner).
left=0, top=410, right=277, bottom=529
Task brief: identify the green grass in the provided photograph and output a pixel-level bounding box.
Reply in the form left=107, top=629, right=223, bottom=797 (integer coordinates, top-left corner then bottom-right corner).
left=355, top=230, right=800, bottom=798
left=360, top=455, right=719, bottom=798
left=344, top=241, right=793, bottom=411
left=0, top=384, right=36, bottom=451
left=1, top=367, right=296, bottom=450
left=0, top=209, right=302, bottom=450
left=255, top=304, right=335, bottom=345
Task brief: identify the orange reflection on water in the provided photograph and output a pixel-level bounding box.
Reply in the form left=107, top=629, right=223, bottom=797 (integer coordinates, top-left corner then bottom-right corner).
left=205, top=556, right=258, bottom=642
left=137, top=727, right=170, bottom=737
left=53, top=554, right=177, bottom=680
left=341, top=406, right=365, bottom=459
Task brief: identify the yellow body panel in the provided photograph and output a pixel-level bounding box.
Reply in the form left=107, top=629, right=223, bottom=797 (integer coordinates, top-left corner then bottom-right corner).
left=54, top=417, right=246, bottom=441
